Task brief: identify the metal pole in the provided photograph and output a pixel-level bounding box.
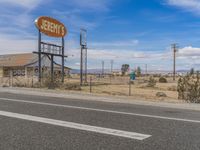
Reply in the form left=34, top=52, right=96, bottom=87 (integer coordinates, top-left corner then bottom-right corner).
left=129, top=79, right=131, bottom=96
left=102, top=61, right=104, bottom=77
left=80, top=46, right=83, bottom=86
left=90, top=76, right=92, bottom=93
left=11, top=70, right=13, bottom=87
left=38, top=31, right=42, bottom=83
left=145, top=64, right=147, bottom=76
left=62, top=37, right=65, bottom=83
left=9, top=71, right=11, bottom=87
left=51, top=54, right=54, bottom=88
left=85, top=47, right=87, bottom=83
left=111, top=60, right=113, bottom=74
left=80, top=29, right=87, bottom=85
left=172, top=44, right=177, bottom=81
left=174, top=46, right=176, bottom=81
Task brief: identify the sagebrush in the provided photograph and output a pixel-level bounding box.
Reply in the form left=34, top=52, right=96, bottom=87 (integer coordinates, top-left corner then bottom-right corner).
left=177, top=72, right=200, bottom=103
left=147, top=76, right=156, bottom=87
left=159, top=77, right=167, bottom=83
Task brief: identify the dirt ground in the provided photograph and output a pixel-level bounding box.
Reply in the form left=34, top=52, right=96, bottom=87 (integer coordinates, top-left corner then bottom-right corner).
left=81, top=82, right=179, bottom=102
left=77, top=76, right=180, bottom=102
left=0, top=75, right=181, bottom=102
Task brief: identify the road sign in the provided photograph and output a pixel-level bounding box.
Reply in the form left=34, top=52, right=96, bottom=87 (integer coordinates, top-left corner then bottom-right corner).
left=35, top=16, right=67, bottom=38
left=130, top=72, right=136, bottom=80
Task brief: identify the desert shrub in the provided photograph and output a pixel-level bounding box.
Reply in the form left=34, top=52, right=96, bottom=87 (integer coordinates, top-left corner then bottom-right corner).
left=177, top=72, right=200, bottom=103
left=2, top=84, right=9, bottom=87
left=159, top=77, right=167, bottom=83
left=43, top=75, right=61, bottom=88
left=168, top=85, right=177, bottom=91
left=33, top=82, right=41, bottom=88
left=153, top=74, right=162, bottom=78
left=61, top=83, right=81, bottom=91
left=12, top=82, right=25, bottom=87
left=147, top=76, right=156, bottom=87
left=156, top=92, right=167, bottom=97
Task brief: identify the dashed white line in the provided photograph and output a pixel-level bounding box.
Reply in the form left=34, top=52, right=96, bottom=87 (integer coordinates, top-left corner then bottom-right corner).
left=0, top=98, right=200, bottom=123
left=0, top=110, right=151, bottom=140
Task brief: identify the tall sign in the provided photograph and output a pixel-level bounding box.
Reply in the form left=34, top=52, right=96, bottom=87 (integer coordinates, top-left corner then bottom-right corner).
left=34, top=16, right=68, bottom=88
left=35, top=16, right=67, bottom=38
left=80, top=29, right=88, bottom=85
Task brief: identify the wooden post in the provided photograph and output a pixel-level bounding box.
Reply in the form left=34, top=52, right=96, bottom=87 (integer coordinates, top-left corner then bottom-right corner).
left=90, top=76, right=92, bottom=93
left=129, top=79, right=131, bottom=96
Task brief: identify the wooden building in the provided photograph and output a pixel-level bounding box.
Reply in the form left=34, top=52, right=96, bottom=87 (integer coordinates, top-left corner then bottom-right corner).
left=0, top=53, right=71, bottom=78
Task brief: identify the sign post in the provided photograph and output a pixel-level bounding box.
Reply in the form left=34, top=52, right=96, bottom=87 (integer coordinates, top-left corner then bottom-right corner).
left=80, top=29, right=88, bottom=86
left=34, top=16, right=68, bottom=88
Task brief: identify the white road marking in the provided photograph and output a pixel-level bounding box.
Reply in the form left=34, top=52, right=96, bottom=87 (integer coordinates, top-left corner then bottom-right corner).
left=0, top=110, right=151, bottom=140
left=0, top=97, right=200, bottom=124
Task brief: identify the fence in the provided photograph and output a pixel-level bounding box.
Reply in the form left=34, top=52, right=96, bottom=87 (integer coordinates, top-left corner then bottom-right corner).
left=0, top=76, right=38, bottom=87
left=0, top=74, right=179, bottom=100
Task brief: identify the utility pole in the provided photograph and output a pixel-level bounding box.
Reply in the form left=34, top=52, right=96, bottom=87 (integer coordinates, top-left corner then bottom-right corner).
left=172, top=44, right=178, bottom=81
left=102, top=61, right=104, bottom=76
left=145, top=64, right=147, bottom=76
left=111, top=60, right=114, bottom=74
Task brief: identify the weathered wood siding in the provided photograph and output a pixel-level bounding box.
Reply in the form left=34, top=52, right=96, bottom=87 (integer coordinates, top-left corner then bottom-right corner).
left=0, top=67, right=3, bottom=77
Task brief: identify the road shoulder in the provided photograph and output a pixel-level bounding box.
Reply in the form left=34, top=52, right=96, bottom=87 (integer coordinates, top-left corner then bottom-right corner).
left=0, top=87, right=200, bottom=111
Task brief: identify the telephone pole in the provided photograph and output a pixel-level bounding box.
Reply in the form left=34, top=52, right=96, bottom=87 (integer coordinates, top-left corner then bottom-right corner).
left=172, top=43, right=178, bottom=81
left=111, top=60, right=114, bottom=74
left=102, top=61, right=104, bottom=76
left=145, top=64, right=147, bottom=76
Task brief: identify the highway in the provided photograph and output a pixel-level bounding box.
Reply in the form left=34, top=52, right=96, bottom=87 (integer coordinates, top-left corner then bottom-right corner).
left=0, top=92, right=200, bottom=150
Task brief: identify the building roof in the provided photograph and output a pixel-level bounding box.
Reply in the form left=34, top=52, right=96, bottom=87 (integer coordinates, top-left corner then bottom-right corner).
left=0, top=53, right=37, bottom=67
left=0, top=53, right=71, bottom=69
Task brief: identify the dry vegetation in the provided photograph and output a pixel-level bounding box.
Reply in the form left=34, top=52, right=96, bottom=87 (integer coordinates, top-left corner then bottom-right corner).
left=80, top=76, right=179, bottom=102
left=177, top=72, right=200, bottom=103
left=0, top=75, right=181, bottom=102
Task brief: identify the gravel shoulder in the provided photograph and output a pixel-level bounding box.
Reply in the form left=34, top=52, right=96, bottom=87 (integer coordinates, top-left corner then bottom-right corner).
left=0, top=87, right=200, bottom=111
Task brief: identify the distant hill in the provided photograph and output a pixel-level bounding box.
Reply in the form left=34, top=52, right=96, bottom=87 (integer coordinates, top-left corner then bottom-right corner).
left=71, top=68, right=191, bottom=75
left=71, top=69, right=120, bottom=74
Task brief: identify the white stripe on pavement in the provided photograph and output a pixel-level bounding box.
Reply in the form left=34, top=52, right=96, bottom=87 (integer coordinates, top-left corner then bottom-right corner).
left=0, top=97, right=200, bottom=124
left=0, top=110, right=151, bottom=140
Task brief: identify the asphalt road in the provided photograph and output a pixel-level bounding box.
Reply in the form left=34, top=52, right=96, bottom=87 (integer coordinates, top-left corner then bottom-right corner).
left=0, top=92, right=200, bottom=150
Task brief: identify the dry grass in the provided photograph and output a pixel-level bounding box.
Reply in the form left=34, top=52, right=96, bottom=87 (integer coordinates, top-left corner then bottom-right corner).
left=79, top=76, right=179, bottom=102
left=0, top=75, right=180, bottom=102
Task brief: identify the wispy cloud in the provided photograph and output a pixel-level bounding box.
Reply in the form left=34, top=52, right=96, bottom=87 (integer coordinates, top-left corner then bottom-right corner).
left=178, top=46, right=200, bottom=58
left=91, top=40, right=139, bottom=47
left=0, top=0, right=44, bottom=34
left=0, top=0, right=43, bottom=10
left=67, top=44, right=200, bottom=70
left=52, top=10, right=98, bottom=30
left=64, top=0, right=113, bottom=12
left=0, top=33, right=37, bottom=54
left=166, top=0, right=200, bottom=15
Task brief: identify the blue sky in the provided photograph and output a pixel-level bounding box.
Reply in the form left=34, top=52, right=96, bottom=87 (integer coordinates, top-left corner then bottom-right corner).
left=1, top=0, right=200, bottom=71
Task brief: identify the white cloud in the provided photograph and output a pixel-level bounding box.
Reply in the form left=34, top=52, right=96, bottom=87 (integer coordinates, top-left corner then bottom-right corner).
left=178, top=46, right=200, bottom=58
left=0, top=35, right=37, bottom=54
left=0, top=0, right=43, bottom=9
left=0, top=0, right=44, bottom=39
left=65, top=0, right=113, bottom=11
left=52, top=10, right=101, bottom=31
left=167, top=0, right=200, bottom=15
left=67, top=45, right=200, bottom=70
left=0, top=0, right=44, bottom=30
left=91, top=40, right=139, bottom=47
